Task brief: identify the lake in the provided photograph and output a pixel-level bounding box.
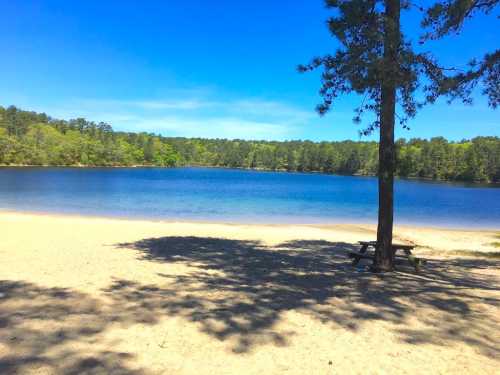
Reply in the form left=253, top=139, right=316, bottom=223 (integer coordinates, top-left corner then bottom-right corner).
left=0, top=167, right=498, bottom=228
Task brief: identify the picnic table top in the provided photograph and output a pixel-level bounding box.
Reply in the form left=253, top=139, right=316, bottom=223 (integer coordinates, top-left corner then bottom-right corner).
left=358, top=241, right=415, bottom=250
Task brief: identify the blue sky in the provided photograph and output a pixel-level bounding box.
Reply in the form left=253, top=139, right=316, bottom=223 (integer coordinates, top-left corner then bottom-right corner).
left=0, top=0, right=498, bottom=141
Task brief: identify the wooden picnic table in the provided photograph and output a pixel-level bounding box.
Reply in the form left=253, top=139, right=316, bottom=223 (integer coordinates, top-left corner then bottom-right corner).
left=348, top=241, right=424, bottom=272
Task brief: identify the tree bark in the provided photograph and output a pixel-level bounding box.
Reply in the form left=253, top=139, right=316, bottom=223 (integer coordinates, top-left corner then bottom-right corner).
left=374, top=0, right=400, bottom=272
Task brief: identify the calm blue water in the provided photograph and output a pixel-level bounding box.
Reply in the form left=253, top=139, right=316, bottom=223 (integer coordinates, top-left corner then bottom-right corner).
left=0, top=167, right=498, bottom=228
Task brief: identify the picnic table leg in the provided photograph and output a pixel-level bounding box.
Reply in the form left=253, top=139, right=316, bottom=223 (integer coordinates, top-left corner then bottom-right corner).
left=392, top=248, right=407, bottom=270
left=351, top=256, right=361, bottom=266
left=403, top=249, right=423, bottom=272
left=352, top=243, right=369, bottom=266
left=359, top=244, right=369, bottom=254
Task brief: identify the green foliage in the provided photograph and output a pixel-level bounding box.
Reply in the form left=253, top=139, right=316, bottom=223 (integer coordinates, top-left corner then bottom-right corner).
left=421, top=1, right=499, bottom=108
left=0, top=106, right=181, bottom=167
left=422, top=0, right=499, bottom=40
left=297, top=0, right=453, bottom=134
left=0, top=105, right=498, bottom=182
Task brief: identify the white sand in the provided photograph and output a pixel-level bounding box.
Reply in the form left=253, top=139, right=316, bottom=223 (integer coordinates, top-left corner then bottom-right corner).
left=1, top=212, right=499, bottom=374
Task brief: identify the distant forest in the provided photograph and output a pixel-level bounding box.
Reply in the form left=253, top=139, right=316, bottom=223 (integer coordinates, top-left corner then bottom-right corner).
left=1, top=105, right=499, bottom=183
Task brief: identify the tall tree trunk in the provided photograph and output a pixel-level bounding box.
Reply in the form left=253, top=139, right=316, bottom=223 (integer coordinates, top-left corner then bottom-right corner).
left=374, top=0, right=400, bottom=272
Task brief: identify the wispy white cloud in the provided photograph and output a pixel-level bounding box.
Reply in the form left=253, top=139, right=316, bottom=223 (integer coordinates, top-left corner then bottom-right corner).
left=38, top=91, right=316, bottom=140
left=78, top=98, right=212, bottom=111
left=133, top=116, right=294, bottom=140
left=229, top=99, right=314, bottom=122
left=133, top=100, right=209, bottom=110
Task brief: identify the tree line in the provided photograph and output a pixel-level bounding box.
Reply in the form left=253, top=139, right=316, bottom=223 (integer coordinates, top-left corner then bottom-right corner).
left=1, top=105, right=498, bottom=183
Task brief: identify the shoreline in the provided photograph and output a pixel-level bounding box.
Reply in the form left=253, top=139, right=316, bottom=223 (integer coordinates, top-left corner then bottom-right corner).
left=1, top=208, right=499, bottom=232
left=1, top=210, right=499, bottom=256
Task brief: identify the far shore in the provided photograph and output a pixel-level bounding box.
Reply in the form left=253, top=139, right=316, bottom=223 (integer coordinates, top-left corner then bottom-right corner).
left=2, top=164, right=499, bottom=186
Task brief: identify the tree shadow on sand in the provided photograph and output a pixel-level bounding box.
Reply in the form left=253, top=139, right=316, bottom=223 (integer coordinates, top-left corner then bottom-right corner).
left=1, top=237, right=498, bottom=374
left=0, top=280, right=147, bottom=375
left=110, top=237, right=500, bottom=355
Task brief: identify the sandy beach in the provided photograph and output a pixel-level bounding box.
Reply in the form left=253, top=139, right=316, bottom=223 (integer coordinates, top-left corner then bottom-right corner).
left=1, top=211, right=499, bottom=374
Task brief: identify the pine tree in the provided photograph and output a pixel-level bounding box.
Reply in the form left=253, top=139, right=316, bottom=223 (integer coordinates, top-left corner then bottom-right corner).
left=299, top=0, right=498, bottom=271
